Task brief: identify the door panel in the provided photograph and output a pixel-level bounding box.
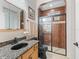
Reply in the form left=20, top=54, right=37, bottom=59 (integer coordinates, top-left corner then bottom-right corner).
left=38, top=14, right=66, bottom=55
left=44, top=33, right=51, bottom=45
left=52, top=23, right=66, bottom=48
left=33, top=44, right=38, bottom=59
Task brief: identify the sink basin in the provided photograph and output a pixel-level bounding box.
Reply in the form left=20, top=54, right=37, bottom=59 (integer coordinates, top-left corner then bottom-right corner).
left=11, top=43, right=28, bottom=50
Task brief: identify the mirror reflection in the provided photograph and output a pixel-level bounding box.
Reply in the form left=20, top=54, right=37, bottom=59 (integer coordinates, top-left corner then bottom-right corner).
left=2, top=0, right=24, bottom=30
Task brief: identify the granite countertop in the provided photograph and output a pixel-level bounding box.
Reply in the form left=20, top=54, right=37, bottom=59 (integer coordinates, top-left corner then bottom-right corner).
left=0, top=40, right=38, bottom=59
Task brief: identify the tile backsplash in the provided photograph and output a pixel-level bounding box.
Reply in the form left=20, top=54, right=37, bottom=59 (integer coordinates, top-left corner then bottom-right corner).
left=0, top=31, right=26, bottom=43
left=0, top=36, right=26, bottom=47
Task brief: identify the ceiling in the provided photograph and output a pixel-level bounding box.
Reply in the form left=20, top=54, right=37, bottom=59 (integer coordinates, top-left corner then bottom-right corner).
left=39, top=0, right=65, bottom=11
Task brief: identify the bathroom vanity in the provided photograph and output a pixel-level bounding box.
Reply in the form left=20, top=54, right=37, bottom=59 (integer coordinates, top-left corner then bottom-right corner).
left=17, top=43, right=38, bottom=59
left=0, top=40, right=38, bottom=59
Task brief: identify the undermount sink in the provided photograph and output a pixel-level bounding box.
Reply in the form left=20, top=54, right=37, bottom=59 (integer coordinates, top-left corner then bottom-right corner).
left=11, top=43, right=28, bottom=50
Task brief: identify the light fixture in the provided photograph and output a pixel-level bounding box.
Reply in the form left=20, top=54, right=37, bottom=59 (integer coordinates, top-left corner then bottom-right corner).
left=49, top=4, right=53, bottom=7
left=42, top=18, right=46, bottom=22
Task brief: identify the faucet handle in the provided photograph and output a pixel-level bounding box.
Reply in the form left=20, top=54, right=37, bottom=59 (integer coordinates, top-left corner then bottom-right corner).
left=10, top=37, right=18, bottom=45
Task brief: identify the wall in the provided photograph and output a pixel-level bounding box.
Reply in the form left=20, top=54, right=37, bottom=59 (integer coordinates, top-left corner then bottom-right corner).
left=66, top=0, right=75, bottom=59
left=0, top=31, right=26, bottom=42
left=6, top=0, right=27, bottom=10
left=27, top=0, right=38, bottom=36
left=75, top=0, right=79, bottom=59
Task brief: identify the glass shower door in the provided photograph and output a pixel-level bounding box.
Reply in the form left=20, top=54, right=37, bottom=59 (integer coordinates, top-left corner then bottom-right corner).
left=38, top=14, right=66, bottom=55
left=52, top=14, right=66, bottom=55
left=39, top=17, right=52, bottom=51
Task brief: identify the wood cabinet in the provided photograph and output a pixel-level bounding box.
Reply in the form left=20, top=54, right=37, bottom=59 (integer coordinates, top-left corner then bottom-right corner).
left=22, top=45, right=34, bottom=59
left=17, top=43, right=38, bottom=59
left=18, top=56, right=21, bottom=59
left=33, top=44, right=38, bottom=59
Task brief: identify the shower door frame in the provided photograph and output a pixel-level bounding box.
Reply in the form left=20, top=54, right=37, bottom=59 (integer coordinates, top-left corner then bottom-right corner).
left=38, top=13, right=67, bottom=56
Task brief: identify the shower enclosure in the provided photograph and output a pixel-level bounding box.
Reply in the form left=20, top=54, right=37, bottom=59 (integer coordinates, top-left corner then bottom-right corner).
left=38, top=14, right=66, bottom=55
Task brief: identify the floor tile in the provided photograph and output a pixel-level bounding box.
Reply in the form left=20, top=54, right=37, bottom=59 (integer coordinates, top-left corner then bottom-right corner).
left=46, top=52, right=69, bottom=59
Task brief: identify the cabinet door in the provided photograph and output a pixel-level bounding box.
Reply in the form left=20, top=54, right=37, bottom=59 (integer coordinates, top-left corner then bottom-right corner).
left=33, top=44, right=38, bottom=59
left=22, top=53, right=29, bottom=59
left=22, top=44, right=38, bottom=59
left=18, top=56, right=21, bottom=59
left=22, top=46, right=34, bottom=59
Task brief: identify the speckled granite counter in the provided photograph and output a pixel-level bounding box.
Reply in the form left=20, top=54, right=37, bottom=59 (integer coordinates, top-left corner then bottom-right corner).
left=0, top=40, right=38, bottom=59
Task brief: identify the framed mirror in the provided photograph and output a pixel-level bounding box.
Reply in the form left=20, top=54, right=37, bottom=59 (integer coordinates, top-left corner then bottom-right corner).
left=0, top=0, right=24, bottom=31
